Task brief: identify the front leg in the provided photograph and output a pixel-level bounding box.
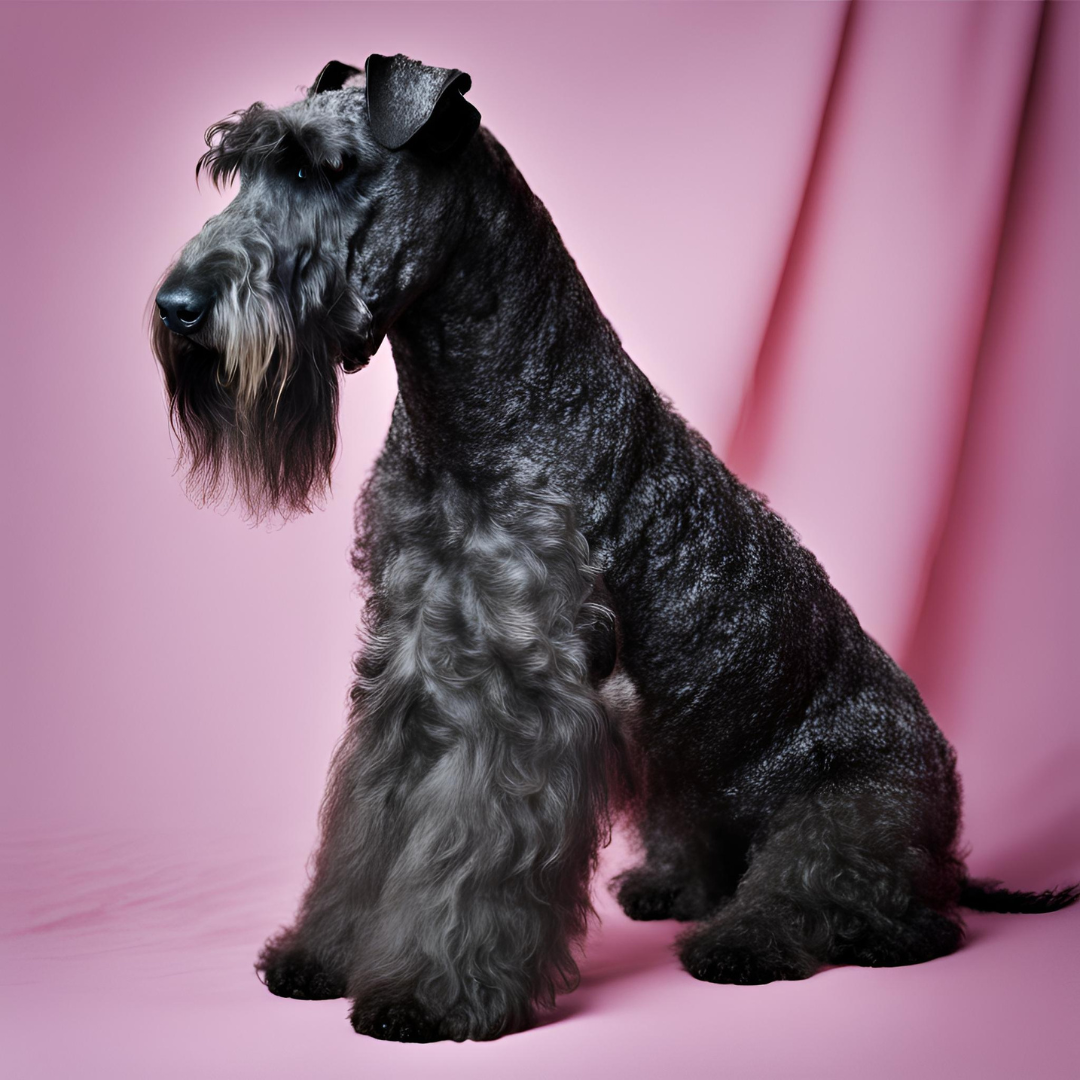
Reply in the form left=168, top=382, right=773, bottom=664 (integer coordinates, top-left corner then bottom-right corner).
left=257, top=932, right=347, bottom=1000
left=262, top=480, right=619, bottom=1040
left=255, top=708, right=412, bottom=1003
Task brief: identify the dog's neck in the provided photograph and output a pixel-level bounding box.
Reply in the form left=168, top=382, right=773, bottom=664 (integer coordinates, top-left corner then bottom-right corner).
left=386, top=134, right=631, bottom=473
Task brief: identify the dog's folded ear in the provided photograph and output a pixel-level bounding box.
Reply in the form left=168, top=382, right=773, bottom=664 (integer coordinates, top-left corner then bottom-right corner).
left=364, top=53, right=481, bottom=157
left=310, top=61, right=363, bottom=95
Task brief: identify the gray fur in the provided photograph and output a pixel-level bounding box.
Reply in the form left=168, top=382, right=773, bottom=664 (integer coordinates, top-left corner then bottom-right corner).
left=284, top=474, right=623, bottom=1039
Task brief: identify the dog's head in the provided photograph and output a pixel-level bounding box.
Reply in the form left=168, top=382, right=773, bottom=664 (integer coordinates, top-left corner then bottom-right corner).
left=151, top=55, right=481, bottom=518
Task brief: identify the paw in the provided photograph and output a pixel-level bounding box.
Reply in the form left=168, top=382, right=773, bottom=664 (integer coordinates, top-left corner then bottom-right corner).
left=257, top=941, right=346, bottom=1000
left=831, top=908, right=964, bottom=968
left=616, top=876, right=680, bottom=921
left=350, top=998, right=443, bottom=1042
left=678, top=929, right=816, bottom=985
left=614, top=868, right=712, bottom=922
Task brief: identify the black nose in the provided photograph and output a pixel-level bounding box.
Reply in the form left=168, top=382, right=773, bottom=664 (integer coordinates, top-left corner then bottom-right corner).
left=156, top=283, right=213, bottom=335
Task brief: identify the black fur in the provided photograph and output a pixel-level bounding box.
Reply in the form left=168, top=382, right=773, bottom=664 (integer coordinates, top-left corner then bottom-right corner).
left=150, top=55, right=1078, bottom=1041
left=959, top=879, right=1079, bottom=914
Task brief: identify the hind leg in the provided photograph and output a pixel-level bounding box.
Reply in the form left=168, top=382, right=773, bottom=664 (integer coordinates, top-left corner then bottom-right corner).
left=828, top=903, right=963, bottom=967
left=679, top=893, right=819, bottom=984
left=678, top=789, right=964, bottom=984
left=614, top=797, right=747, bottom=922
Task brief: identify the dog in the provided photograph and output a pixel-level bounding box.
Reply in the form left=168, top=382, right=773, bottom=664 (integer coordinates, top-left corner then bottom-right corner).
left=151, top=54, right=1077, bottom=1042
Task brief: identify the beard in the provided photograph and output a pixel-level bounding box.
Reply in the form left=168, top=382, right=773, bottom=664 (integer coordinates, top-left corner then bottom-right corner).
left=150, top=299, right=371, bottom=521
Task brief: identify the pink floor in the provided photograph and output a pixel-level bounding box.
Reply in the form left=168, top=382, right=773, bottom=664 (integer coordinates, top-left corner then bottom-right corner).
left=3, top=3, right=1078, bottom=1077
left=3, top=826, right=1077, bottom=1079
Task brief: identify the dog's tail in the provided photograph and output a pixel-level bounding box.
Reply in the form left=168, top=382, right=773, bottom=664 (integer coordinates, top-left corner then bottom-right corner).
left=959, top=877, right=1080, bottom=914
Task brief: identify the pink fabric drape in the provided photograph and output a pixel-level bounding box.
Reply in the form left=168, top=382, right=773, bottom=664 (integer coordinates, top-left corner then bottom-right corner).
left=2, top=3, right=1076, bottom=1078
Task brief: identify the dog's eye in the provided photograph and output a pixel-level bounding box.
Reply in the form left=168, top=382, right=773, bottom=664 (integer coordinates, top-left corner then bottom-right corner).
left=325, top=160, right=344, bottom=175
left=297, top=166, right=309, bottom=180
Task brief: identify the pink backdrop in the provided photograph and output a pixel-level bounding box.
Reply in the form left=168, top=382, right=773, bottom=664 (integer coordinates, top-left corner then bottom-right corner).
left=2, top=2, right=1077, bottom=1077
